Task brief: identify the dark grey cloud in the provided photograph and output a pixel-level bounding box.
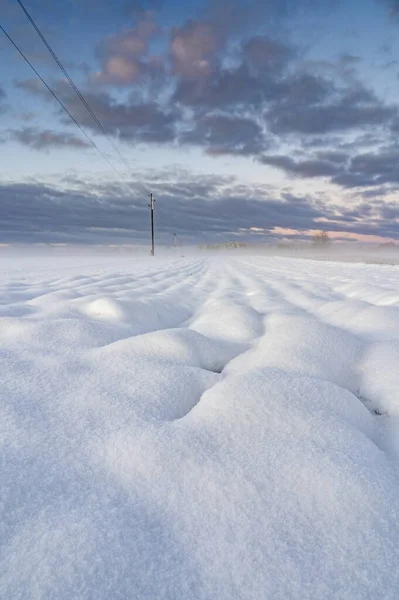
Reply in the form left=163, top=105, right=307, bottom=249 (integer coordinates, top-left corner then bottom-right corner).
left=10, top=127, right=91, bottom=150
left=1, top=169, right=398, bottom=245
left=172, top=35, right=297, bottom=108
left=276, top=72, right=333, bottom=106
left=260, top=154, right=341, bottom=178
left=181, top=114, right=267, bottom=155
left=7, top=0, right=399, bottom=195
left=332, top=149, right=399, bottom=188
left=379, top=0, right=399, bottom=16
left=260, top=144, right=399, bottom=192
left=338, top=54, right=361, bottom=68
left=316, top=150, right=349, bottom=164
left=170, top=36, right=395, bottom=155
left=335, top=132, right=386, bottom=151
left=15, top=79, right=177, bottom=144
left=0, top=86, right=7, bottom=114
left=203, top=0, right=343, bottom=38
left=13, top=111, right=36, bottom=122
left=300, top=135, right=343, bottom=149
left=244, top=36, right=295, bottom=74
left=174, top=66, right=326, bottom=113
left=67, top=93, right=177, bottom=143
left=173, top=63, right=265, bottom=108
left=15, top=59, right=399, bottom=190
left=14, top=78, right=52, bottom=98
left=266, top=86, right=396, bottom=135
left=379, top=203, right=399, bottom=219
left=123, top=0, right=164, bottom=16
left=360, top=187, right=394, bottom=198
left=0, top=174, right=317, bottom=244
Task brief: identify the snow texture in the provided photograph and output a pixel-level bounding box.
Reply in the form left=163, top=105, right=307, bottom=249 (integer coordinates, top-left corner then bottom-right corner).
left=1, top=251, right=399, bottom=599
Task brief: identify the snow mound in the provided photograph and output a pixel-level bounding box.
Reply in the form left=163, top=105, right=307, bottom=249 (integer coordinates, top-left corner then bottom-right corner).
left=190, top=300, right=263, bottom=341
left=101, top=327, right=246, bottom=373
left=80, top=296, right=127, bottom=321
left=226, top=314, right=362, bottom=393
left=2, top=253, right=399, bottom=599
left=94, top=370, right=398, bottom=600
left=358, top=341, right=399, bottom=416
left=319, top=299, right=399, bottom=342
left=0, top=316, right=129, bottom=353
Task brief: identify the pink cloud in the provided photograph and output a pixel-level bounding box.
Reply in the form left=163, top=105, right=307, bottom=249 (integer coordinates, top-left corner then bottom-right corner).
left=170, top=20, right=221, bottom=79
left=96, top=56, right=142, bottom=84
left=93, top=13, right=162, bottom=86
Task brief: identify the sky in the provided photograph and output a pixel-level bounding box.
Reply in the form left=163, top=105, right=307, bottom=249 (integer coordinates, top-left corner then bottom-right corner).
left=1, top=0, right=399, bottom=245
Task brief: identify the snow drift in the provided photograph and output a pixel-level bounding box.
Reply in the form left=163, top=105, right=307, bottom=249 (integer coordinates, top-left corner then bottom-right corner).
left=1, top=252, right=399, bottom=599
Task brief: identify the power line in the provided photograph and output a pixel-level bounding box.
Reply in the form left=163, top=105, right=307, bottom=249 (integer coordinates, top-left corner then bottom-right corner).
left=14, top=0, right=131, bottom=172
left=0, top=22, right=124, bottom=177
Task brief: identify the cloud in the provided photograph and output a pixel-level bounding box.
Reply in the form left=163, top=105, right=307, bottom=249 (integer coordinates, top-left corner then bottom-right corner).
left=266, top=85, right=396, bottom=134
left=260, top=144, right=399, bottom=191
left=170, top=20, right=223, bottom=79
left=0, top=172, right=328, bottom=244
left=173, top=63, right=264, bottom=108
left=123, top=0, right=164, bottom=15
left=379, top=0, right=399, bottom=16
left=332, top=149, right=399, bottom=188
left=0, top=174, right=315, bottom=243
left=9, top=5, right=399, bottom=173
left=170, top=32, right=394, bottom=145
left=92, top=13, right=163, bottom=86
left=14, top=54, right=398, bottom=179
left=244, top=35, right=295, bottom=74
left=14, top=78, right=52, bottom=98
left=316, top=150, right=349, bottom=164
left=172, top=35, right=296, bottom=108
left=10, top=128, right=91, bottom=151
left=65, top=91, right=177, bottom=143
left=1, top=168, right=398, bottom=244
left=0, top=86, right=7, bottom=114
left=338, top=54, right=361, bottom=68
left=13, top=111, right=36, bottom=122
left=181, top=114, right=267, bottom=155
left=260, top=154, right=341, bottom=178
left=15, top=79, right=177, bottom=144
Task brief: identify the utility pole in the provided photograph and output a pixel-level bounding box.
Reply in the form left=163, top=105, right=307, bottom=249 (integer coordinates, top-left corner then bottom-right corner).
left=173, top=232, right=177, bottom=248
left=148, top=192, right=155, bottom=256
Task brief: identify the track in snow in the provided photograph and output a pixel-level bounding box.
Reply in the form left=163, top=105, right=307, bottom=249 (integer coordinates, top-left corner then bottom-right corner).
left=1, top=254, right=399, bottom=600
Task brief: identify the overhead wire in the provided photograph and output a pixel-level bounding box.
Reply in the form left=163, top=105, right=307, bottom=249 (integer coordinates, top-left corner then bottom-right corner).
left=14, top=0, right=132, bottom=172
left=0, top=23, right=127, bottom=179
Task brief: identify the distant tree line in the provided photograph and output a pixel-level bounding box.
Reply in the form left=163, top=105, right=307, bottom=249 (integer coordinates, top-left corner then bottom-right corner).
left=199, top=241, right=249, bottom=250
left=313, top=230, right=330, bottom=245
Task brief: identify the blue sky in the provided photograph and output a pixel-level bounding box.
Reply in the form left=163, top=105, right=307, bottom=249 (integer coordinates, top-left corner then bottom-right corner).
left=1, top=0, right=399, bottom=244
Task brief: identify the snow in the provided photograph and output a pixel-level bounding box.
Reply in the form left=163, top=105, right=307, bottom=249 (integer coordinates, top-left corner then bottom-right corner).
left=1, top=250, right=399, bottom=599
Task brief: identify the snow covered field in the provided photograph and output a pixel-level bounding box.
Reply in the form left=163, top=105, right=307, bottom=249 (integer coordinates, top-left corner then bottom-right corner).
left=1, top=251, right=399, bottom=599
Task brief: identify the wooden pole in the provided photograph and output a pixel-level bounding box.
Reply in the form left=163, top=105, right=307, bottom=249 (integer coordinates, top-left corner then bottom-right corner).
left=148, top=192, right=155, bottom=256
